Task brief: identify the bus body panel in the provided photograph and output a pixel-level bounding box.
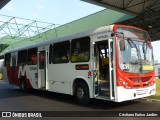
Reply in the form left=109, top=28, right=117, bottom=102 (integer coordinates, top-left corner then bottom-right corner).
left=115, top=84, right=156, bottom=102
left=47, top=62, right=92, bottom=96
left=25, top=65, right=38, bottom=89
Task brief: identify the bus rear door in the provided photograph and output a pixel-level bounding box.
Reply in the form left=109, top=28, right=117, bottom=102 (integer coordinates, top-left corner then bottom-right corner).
left=38, top=46, right=49, bottom=90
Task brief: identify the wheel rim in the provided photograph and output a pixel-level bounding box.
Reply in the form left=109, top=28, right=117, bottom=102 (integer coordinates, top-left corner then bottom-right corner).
left=77, top=88, right=85, bottom=99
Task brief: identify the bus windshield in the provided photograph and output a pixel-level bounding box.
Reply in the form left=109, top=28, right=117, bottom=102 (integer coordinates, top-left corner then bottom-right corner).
left=116, top=27, right=154, bottom=74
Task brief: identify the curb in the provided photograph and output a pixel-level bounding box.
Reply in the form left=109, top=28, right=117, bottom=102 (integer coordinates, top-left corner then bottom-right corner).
left=140, top=98, right=160, bottom=102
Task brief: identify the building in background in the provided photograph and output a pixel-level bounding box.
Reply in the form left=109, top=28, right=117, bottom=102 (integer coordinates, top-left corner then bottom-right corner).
left=154, top=60, right=160, bottom=79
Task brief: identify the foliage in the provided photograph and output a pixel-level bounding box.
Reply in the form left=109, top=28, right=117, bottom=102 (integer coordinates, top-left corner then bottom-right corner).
left=0, top=44, right=9, bottom=53
left=147, top=79, right=160, bottom=99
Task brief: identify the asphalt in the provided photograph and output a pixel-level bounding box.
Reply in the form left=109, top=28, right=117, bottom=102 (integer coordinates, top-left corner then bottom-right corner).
left=0, top=80, right=160, bottom=120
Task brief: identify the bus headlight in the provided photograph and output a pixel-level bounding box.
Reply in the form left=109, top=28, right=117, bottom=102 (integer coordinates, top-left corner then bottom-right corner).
left=119, top=78, right=132, bottom=89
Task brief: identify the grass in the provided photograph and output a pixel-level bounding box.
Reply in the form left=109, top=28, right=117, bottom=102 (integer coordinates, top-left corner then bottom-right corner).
left=147, top=79, right=160, bottom=99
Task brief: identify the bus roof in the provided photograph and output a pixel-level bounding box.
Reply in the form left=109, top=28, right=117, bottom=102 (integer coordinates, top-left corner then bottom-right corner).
left=5, top=25, right=115, bottom=54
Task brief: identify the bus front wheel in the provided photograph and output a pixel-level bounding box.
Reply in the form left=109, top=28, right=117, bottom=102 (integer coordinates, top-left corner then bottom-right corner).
left=74, top=82, right=90, bottom=105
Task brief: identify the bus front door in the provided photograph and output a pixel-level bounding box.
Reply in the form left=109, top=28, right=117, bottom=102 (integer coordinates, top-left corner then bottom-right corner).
left=93, top=39, right=115, bottom=100
left=38, top=50, right=48, bottom=89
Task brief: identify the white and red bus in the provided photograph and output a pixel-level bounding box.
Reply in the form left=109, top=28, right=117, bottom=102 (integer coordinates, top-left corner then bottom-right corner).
left=3, top=24, right=156, bottom=104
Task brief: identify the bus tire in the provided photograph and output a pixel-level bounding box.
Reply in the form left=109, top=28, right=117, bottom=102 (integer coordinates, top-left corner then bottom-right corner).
left=74, top=82, right=90, bottom=105
left=20, top=78, right=27, bottom=92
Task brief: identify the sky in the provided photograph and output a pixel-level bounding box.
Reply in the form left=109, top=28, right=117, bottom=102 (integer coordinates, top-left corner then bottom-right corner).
left=0, top=0, right=160, bottom=63
left=0, top=0, right=104, bottom=25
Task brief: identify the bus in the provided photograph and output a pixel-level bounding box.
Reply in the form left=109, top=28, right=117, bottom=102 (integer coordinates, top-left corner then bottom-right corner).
left=3, top=24, right=156, bottom=105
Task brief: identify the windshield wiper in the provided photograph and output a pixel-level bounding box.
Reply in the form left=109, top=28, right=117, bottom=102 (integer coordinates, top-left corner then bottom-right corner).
left=143, top=42, right=148, bottom=60
left=127, top=38, right=139, bottom=52
left=130, top=60, right=140, bottom=64
left=127, top=38, right=142, bottom=73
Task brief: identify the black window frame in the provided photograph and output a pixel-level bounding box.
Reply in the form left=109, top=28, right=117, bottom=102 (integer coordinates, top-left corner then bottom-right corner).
left=52, top=41, right=70, bottom=64
left=71, top=36, right=90, bottom=63
left=27, top=47, right=37, bottom=65
left=49, top=44, right=52, bottom=64
left=18, top=50, right=27, bottom=66
left=4, top=53, right=11, bottom=67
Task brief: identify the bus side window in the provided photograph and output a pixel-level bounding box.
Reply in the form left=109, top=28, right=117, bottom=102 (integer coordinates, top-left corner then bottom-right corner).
left=39, top=52, right=45, bottom=69
left=18, top=50, right=27, bottom=66
left=28, top=48, right=37, bottom=65
left=11, top=55, right=17, bottom=67
left=4, top=53, right=11, bottom=67
left=71, top=36, right=90, bottom=62
left=49, top=44, right=52, bottom=64
left=53, top=41, right=70, bottom=64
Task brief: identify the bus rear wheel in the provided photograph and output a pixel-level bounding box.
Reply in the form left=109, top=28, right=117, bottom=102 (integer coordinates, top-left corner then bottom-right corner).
left=74, top=82, right=90, bottom=105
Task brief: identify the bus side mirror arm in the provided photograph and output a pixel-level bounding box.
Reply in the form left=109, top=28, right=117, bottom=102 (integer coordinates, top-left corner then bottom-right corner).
left=114, top=32, right=125, bottom=51
left=94, top=44, right=97, bottom=56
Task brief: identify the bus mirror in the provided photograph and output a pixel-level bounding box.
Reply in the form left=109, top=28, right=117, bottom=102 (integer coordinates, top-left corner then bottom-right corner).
left=119, top=40, right=125, bottom=51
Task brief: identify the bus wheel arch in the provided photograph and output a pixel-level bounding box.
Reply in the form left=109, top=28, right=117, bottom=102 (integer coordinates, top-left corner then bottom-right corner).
left=73, top=78, right=90, bottom=105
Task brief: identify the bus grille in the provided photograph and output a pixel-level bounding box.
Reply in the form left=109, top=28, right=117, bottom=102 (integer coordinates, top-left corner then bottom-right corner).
left=136, top=89, right=149, bottom=95
left=129, top=76, right=152, bottom=83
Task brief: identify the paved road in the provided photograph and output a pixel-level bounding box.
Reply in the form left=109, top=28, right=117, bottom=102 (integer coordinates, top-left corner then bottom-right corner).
left=0, top=80, right=160, bottom=120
